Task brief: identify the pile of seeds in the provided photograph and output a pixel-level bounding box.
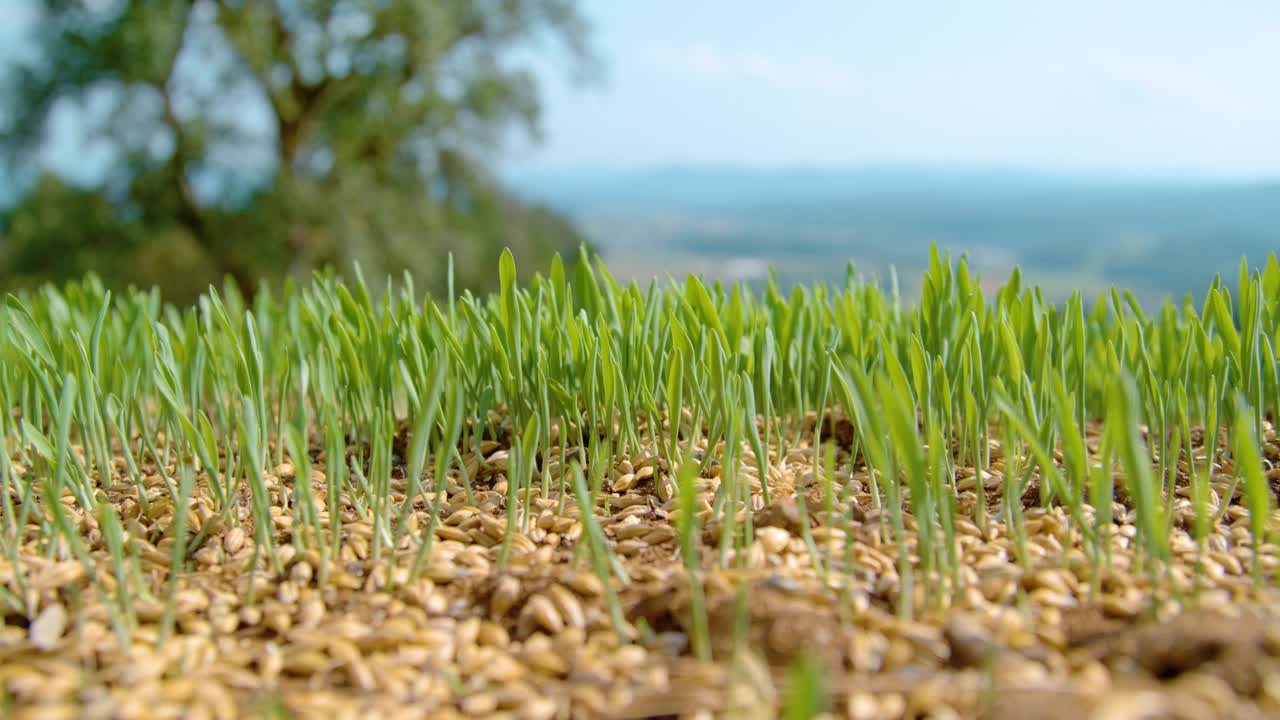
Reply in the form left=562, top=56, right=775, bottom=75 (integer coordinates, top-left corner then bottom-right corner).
left=2, top=249, right=1280, bottom=718
left=3, top=421, right=1280, bottom=719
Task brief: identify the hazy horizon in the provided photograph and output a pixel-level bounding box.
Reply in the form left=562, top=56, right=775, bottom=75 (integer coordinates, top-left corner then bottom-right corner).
left=508, top=163, right=1280, bottom=308
left=504, top=162, right=1280, bottom=185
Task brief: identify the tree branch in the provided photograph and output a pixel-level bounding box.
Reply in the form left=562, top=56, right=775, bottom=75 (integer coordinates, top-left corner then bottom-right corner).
left=156, top=4, right=256, bottom=294
left=156, top=6, right=205, bottom=238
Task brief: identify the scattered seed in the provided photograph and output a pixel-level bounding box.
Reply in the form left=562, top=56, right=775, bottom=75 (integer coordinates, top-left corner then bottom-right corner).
left=29, top=604, right=67, bottom=651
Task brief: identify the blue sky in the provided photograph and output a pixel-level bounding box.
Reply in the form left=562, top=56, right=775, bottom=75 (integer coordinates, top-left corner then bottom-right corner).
left=510, top=0, right=1280, bottom=178
left=4, top=1, right=1278, bottom=182
left=0, top=4, right=35, bottom=58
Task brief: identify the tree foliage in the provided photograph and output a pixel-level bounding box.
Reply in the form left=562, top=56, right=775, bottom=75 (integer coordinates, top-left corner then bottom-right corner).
left=0, top=0, right=597, bottom=303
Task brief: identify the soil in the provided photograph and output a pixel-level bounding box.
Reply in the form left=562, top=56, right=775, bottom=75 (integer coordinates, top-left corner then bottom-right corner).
left=2, top=416, right=1280, bottom=719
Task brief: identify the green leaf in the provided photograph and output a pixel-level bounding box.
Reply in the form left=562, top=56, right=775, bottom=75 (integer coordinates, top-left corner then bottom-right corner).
left=685, top=274, right=726, bottom=348
left=1210, top=289, right=1241, bottom=360
left=1232, top=394, right=1272, bottom=582
left=1107, top=373, right=1168, bottom=561
left=780, top=654, right=830, bottom=720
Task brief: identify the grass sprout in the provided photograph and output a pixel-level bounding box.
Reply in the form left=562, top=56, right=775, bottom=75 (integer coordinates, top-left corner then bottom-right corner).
left=0, top=244, right=1277, bottom=716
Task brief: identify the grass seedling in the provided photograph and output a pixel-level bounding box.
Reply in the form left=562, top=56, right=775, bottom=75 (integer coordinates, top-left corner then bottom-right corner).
left=570, top=462, right=629, bottom=642
left=158, top=464, right=196, bottom=645
left=674, top=452, right=711, bottom=661
left=1232, top=394, right=1272, bottom=585
left=0, top=243, right=1276, bottom=711
left=780, top=654, right=831, bottom=720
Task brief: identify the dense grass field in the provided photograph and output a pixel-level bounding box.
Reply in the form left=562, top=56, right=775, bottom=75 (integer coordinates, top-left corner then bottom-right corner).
left=1, top=247, right=1279, bottom=719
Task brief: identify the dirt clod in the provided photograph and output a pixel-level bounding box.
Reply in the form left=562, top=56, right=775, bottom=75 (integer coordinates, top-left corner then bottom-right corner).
left=1082, top=608, right=1280, bottom=696
left=753, top=496, right=807, bottom=536
left=944, top=614, right=995, bottom=668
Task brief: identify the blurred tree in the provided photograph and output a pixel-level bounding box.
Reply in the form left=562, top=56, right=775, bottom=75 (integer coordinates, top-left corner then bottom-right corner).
left=0, top=0, right=597, bottom=303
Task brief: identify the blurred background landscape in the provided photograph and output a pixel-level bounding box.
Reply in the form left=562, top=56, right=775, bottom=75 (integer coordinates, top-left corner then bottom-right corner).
left=1, top=1, right=1277, bottom=305
left=508, top=166, right=1279, bottom=306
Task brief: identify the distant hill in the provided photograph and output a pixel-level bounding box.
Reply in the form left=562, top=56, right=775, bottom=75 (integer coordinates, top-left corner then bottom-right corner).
left=508, top=165, right=1230, bottom=209
left=509, top=166, right=1280, bottom=305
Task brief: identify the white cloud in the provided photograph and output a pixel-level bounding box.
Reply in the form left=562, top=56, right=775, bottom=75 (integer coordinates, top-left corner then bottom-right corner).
left=1081, top=53, right=1251, bottom=120
left=648, top=43, right=853, bottom=94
